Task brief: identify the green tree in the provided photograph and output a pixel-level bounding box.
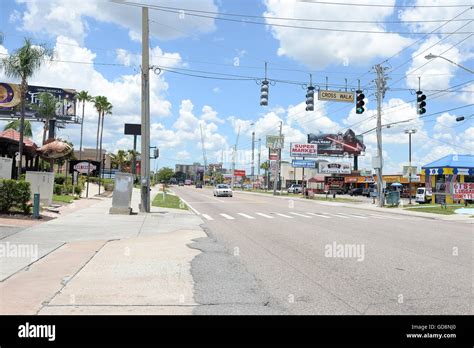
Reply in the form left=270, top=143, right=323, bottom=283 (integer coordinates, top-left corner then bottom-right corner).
left=173, top=171, right=187, bottom=182
left=93, top=96, right=112, bottom=163
left=4, top=119, right=33, bottom=137
left=157, top=167, right=174, bottom=183
left=76, top=90, right=93, bottom=160
left=214, top=172, right=224, bottom=184
left=110, top=150, right=130, bottom=170
left=1, top=38, right=52, bottom=177
left=32, top=92, right=58, bottom=145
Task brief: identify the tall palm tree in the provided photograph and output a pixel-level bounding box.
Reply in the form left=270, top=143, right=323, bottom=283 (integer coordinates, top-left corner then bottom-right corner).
left=4, top=119, right=33, bottom=137
left=98, top=101, right=112, bottom=168
left=76, top=90, right=93, bottom=160
left=0, top=38, right=51, bottom=177
left=32, top=92, right=57, bottom=145
left=93, top=96, right=108, bottom=161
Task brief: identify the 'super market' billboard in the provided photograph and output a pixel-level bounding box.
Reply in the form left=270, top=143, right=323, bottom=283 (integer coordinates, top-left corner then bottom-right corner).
left=290, top=143, right=317, bottom=157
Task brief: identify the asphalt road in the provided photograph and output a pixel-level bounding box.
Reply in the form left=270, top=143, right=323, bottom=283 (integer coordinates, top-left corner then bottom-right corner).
left=174, top=186, right=472, bottom=315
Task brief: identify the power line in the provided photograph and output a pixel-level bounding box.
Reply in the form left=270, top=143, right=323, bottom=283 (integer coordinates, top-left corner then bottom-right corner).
left=298, top=1, right=473, bottom=8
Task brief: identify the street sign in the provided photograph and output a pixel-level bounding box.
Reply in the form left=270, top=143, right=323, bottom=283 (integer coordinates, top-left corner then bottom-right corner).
left=319, top=162, right=351, bottom=174
left=402, top=165, right=417, bottom=178
left=269, top=148, right=279, bottom=160
left=292, top=159, right=316, bottom=168
left=234, top=170, right=246, bottom=177
left=124, top=123, right=141, bottom=135
left=318, top=90, right=355, bottom=103
left=73, top=161, right=97, bottom=174
left=266, top=135, right=284, bottom=149
left=290, top=143, right=317, bottom=157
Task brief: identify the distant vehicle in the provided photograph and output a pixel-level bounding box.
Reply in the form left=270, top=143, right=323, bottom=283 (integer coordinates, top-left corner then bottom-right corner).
left=184, top=179, right=192, bottom=185
left=415, top=187, right=432, bottom=204
left=170, top=178, right=177, bottom=185
left=178, top=181, right=184, bottom=186
left=287, top=184, right=302, bottom=194
left=214, top=184, right=233, bottom=197
left=195, top=182, right=203, bottom=188
left=243, top=184, right=252, bottom=189
left=349, top=187, right=364, bottom=196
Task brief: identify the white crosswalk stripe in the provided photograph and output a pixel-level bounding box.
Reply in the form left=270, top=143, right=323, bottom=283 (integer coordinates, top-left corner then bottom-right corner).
left=338, top=213, right=368, bottom=219
left=328, top=213, right=350, bottom=219
left=275, top=213, right=294, bottom=219
left=238, top=213, right=255, bottom=219
left=307, top=212, right=331, bottom=219
left=255, top=213, right=274, bottom=219
left=202, top=214, right=214, bottom=221
left=220, top=213, right=235, bottom=220
left=370, top=214, right=401, bottom=220
left=289, top=212, right=312, bottom=218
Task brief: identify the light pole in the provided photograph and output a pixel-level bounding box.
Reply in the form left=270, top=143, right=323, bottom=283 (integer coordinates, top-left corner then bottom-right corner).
left=425, top=53, right=474, bottom=74
left=405, top=129, right=417, bottom=205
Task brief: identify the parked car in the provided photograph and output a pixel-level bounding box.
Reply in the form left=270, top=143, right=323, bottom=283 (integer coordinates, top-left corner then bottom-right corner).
left=195, top=182, right=203, bottom=188
left=349, top=187, right=364, bottom=196
left=213, top=184, right=233, bottom=197
left=287, top=184, right=302, bottom=194
left=184, top=179, right=192, bottom=185
left=415, top=187, right=432, bottom=204
left=178, top=181, right=184, bottom=186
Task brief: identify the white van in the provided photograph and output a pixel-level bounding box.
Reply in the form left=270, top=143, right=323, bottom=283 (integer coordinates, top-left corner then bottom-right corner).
left=415, top=187, right=432, bottom=204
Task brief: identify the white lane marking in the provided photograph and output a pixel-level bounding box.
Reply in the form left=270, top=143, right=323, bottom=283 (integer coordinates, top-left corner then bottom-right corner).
left=338, top=213, right=368, bottom=219
left=238, top=213, right=255, bottom=219
left=328, top=213, right=350, bottom=219
left=289, top=212, right=312, bottom=218
left=255, top=213, right=274, bottom=219
left=202, top=214, right=214, bottom=221
left=220, top=213, right=235, bottom=220
left=370, top=214, right=401, bottom=220
left=275, top=213, right=294, bottom=219
left=307, top=212, right=331, bottom=219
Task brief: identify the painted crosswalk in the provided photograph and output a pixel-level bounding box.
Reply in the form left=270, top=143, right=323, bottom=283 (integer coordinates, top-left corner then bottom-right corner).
left=200, top=211, right=410, bottom=222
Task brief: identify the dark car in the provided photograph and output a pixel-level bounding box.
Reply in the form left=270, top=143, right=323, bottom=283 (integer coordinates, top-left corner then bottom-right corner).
left=349, top=188, right=364, bottom=196
left=195, top=183, right=203, bottom=188
left=178, top=181, right=184, bottom=186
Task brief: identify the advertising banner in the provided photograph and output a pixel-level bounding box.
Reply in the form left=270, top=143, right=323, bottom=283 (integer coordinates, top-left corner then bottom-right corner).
left=453, top=183, right=474, bottom=199
left=308, top=129, right=365, bottom=156
left=319, top=162, right=351, bottom=174
left=69, top=160, right=101, bottom=176
left=234, top=170, right=246, bottom=177
left=292, top=159, right=317, bottom=168
left=0, top=82, right=77, bottom=120
left=290, top=143, right=317, bottom=157
left=266, top=135, right=284, bottom=149
left=269, top=148, right=279, bottom=160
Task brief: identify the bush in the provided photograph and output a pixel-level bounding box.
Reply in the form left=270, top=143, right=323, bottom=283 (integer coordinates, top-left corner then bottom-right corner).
left=0, top=179, right=31, bottom=214
left=54, top=184, right=63, bottom=195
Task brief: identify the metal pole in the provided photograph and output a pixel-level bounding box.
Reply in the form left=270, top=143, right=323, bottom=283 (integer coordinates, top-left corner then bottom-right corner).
left=375, top=64, right=385, bottom=207
left=231, top=145, right=236, bottom=190
left=140, top=6, right=151, bottom=212
left=132, top=134, right=137, bottom=176
left=251, top=131, right=255, bottom=186
left=257, top=138, right=261, bottom=178
left=408, top=132, right=412, bottom=205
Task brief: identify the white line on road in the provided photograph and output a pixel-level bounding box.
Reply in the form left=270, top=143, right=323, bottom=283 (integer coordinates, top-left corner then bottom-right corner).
left=275, top=213, right=294, bottom=219
left=338, top=213, right=368, bottom=219
left=289, top=212, right=312, bottom=218
left=220, top=213, right=235, bottom=220
left=307, top=212, right=331, bottom=219
left=202, top=214, right=214, bottom=221
left=370, top=214, right=401, bottom=220
left=238, top=213, right=256, bottom=219
left=255, top=213, right=274, bottom=219
left=329, top=213, right=350, bottom=219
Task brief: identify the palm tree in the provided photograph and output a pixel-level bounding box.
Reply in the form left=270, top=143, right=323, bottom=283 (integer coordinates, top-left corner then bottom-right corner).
left=4, top=119, right=33, bottom=137
left=32, top=92, right=57, bottom=145
left=98, top=101, right=112, bottom=168
left=93, top=96, right=108, bottom=161
left=0, top=38, right=51, bottom=177
left=76, top=90, right=93, bottom=160
left=110, top=150, right=129, bottom=171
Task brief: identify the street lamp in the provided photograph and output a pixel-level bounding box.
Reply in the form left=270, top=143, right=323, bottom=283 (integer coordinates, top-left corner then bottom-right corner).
left=424, top=53, right=474, bottom=74
left=405, top=129, right=417, bottom=205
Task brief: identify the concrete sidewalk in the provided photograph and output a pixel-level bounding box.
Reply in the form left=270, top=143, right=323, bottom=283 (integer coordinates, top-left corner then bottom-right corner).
left=0, top=186, right=206, bottom=315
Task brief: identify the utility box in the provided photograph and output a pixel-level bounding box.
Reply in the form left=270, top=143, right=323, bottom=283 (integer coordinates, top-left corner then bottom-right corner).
left=109, top=172, right=134, bottom=215
left=0, top=157, right=13, bottom=179
left=26, top=171, right=54, bottom=205
left=386, top=191, right=400, bottom=206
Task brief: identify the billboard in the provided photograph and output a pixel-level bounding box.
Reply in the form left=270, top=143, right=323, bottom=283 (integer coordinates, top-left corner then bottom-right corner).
left=69, top=160, right=101, bottom=176
left=266, top=135, right=284, bottom=149
left=234, top=170, right=246, bottom=177
left=269, top=148, right=278, bottom=160
left=319, top=162, right=351, bottom=174
left=292, top=159, right=317, bottom=168
left=453, top=183, right=474, bottom=200
left=307, top=129, right=365, bottom=156
left=0, top=82, right=77, bottom=120
left=290, top=143, right=317, bottom=157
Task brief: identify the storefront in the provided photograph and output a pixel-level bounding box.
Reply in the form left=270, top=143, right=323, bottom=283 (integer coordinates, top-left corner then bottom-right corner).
left=422, top=154, right=474, bottom=204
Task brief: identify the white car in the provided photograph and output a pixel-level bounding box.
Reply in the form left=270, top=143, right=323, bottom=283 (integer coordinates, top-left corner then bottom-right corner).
left=213, top=184, right=233, bottom=197
left=287, top=184, right=302, bottom=194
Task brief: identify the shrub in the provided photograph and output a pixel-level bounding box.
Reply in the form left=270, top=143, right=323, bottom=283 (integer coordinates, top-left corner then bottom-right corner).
left=54, top=184, right=63, bottom=195
left=0, top=179, right=31, bottom=214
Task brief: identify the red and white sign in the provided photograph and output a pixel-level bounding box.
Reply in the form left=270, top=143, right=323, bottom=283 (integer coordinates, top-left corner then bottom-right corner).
left=290, top=143, right=317, bottom=157
left=453, top=183, right=474, bottom=199
left=234, top=170, right=246, bottom=177
left=269, top=148, right=279, bottom=160
left=73, top=162, right=96, bottom=174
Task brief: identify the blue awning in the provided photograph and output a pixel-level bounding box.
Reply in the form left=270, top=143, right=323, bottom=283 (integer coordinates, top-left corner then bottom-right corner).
left=422, top=154, right=474, bottom=169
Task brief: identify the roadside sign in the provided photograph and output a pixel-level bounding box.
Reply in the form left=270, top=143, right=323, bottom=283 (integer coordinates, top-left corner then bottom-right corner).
left=453, top=183, right=474, bottom=199
left=266, top=135, right=284, bottom=149
left=290, top=143, right=317, bottom=157
left=319, top=162, right=351, bottom=174
left=402, top=165, right=417, bottom=178
left=234, top=170, right=246, bottom=177
left=318, top=90, right=354, bottom=103
left=292, top=159, right=316, bottom=168
left=73, top=161, right=96, bottom=174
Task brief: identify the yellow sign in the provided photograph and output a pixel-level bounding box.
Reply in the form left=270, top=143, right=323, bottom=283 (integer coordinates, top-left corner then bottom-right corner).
left=318, top=90, right=354, bottom=103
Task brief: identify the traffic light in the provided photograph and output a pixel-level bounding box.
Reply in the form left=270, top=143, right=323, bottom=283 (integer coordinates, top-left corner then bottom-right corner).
left=153, top=148, right=159, bottom=159
left=416, top=90, right=426, bottom=115
left=305, top=86, right=315, bottom=111
left=356, top=90, right=365, bottom=114
left=260, top=80, right=269, bottom=106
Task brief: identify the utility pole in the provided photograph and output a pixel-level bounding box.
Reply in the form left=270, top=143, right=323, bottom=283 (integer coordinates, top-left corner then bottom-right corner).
left=251, top=131, right=255, bottom=186
left=231, top=126, right=240, bottom=190
left=375, top=64, right=388, bottom=208
left=140, top=6, right=151, bottom=213
left=257, top=138, right=261, bottom=179
left=273, top=121, right=282, bottom=196
left=405, top=129, right=417, bottom=205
